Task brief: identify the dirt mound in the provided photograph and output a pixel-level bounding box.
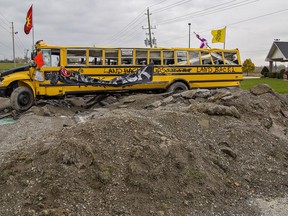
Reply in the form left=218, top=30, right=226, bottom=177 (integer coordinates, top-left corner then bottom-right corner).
left=1, top=85, right=288, bottom=215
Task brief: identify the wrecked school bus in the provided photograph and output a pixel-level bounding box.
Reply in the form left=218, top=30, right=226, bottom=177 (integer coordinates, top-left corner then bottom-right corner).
left=0, top=40, right=242, bottom=111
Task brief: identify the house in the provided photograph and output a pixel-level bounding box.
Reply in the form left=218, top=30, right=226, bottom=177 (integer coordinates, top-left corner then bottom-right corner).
left=265, top=41, right=288, bottom=72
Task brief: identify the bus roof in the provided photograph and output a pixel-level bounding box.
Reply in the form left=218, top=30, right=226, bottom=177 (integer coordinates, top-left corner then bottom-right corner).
left=35, top=40, right=239, bottom=52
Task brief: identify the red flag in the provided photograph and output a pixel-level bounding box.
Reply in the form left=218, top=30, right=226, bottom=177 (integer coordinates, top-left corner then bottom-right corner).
left=33, top=52, right=44, bottom=68
left=24, top=5, right=33, bottom=35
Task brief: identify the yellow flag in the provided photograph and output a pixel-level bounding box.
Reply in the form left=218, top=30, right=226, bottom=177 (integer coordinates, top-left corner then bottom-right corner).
left=211, top=27, right=226, bottom=43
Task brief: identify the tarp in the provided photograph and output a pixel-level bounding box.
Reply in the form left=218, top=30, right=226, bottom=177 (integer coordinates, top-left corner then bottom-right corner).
left=51, top=64, right=154, bottom=86
left=0, top=118, right=16, bottom=126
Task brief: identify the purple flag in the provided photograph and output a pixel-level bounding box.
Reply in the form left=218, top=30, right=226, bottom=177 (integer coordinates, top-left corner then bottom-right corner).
left=195, top=33, right=208, bottom=48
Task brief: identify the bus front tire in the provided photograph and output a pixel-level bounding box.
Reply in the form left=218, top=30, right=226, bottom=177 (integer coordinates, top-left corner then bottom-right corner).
left=167, top=82, right=188, bottom=93
left=10, top=86, right=34, bottom=111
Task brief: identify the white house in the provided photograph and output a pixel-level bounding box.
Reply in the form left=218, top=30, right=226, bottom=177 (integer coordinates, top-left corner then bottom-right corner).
left=265, top=41, right=288, bottom=72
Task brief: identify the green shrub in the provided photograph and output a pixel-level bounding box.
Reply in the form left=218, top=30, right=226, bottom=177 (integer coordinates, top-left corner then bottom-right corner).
left=268, top=72, right=277, bottom=78
left=279, top=69, right=285, bottom=79
left=261, top=66, right=269, bottom=77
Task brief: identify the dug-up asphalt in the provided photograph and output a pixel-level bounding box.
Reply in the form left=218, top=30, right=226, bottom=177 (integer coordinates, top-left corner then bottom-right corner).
left=0, top=84, right=288, bottom=215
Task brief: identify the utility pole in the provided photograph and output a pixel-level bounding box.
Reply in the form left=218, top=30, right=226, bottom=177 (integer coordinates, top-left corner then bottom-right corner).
left=188, top=23, right=191, bottom=48
left=147, top=8, right=152, bottom=48
left=143, top=7, right=157, bottom=48
left=11, top=22, right=16, bottom=67
left=24, top=49, right=29, bottom=63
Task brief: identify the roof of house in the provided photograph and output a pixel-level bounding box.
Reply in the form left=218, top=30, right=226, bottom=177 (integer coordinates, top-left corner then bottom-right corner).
left=265, top=41, right=288, bottom=62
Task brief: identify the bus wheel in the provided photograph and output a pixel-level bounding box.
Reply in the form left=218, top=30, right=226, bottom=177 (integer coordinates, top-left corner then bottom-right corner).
left=167, top=82, right=188, bottom=93
left=10, top=86, right=34, bottom=111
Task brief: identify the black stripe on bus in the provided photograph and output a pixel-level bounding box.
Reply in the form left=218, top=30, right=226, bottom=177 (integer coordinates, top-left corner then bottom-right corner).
left=65, top=65, right=243, bottom=69
left=168, top=72, right=243, bottom=76
left=39, top=81, right=169, bottom=87
left=65, top=65, right=140, bottom=69
left=189, top=79, right=241, bottom=83
left=59, top=72, right=243, bottom=77
left=64, top=88, right=165, bottom=95
left=190, top=85, right=240, bottom=89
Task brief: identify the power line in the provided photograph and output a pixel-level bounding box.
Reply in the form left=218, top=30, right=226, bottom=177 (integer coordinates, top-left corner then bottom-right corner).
left=241, top=49, right=269, bottom=54
left=0, top=11, right=11, bottom=26
left=157, top=0, right=258, bottom=25
left=0, top=41, right=11, bottom=49
left=0, top=11, right=10, bottom=23
left=15, top=34, right=26, bottom=52
left=199, top=8, right=288, bottom=33
left=108, top=16, right=147, bottom=45
left=112, top=28, right=144, bottom=45
left=106, top=0, right=187, bottom=45
left=105, top=9, right=146, bottom=44
left=225, top=8, right=288, bottom=27
left=153, top=0, right=194, bottom=13
left=159, top=8, right=288, bottom=45
left=156, top=0, right=237, bottom=24
left=0, top=22, right=10, bottom=33
left=104, top=0, right=202, bottom=46
left=149, top=0, right=168, bottom=8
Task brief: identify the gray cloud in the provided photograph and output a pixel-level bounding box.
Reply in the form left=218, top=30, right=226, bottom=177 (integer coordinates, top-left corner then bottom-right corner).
left=0, top=0, right=287, bottom=66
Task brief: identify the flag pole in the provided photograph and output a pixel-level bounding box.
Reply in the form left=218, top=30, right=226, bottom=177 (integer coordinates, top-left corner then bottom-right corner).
left=32, top=4, right=34, bottom=50
left=223, top=26, right=226, bottom=49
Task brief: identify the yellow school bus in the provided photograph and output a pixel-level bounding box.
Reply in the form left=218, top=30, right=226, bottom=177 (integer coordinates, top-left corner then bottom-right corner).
left=0, top=40, right=242, bottom=111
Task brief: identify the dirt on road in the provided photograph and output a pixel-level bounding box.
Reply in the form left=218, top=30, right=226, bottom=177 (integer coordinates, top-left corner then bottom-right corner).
left=0, top=84, right=288, bottom=215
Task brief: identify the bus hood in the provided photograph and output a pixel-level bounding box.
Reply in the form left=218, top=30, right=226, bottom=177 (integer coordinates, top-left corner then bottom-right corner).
left=0, top=65, right=30, bottom=80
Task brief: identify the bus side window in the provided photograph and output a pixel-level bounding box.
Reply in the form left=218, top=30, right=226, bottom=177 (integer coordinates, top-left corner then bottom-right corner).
left=89, top=49, right=102, bottom=65
left=189, top=51, right=200, bottom=65
left=211, top=52, right=224, bottom=65
left=52, top=51, right=60, bottom=66
left=224, top=52, right=238, bottom=65
left=176, top=51, right=188, bottom=65
left=201, top=51, right=213, bottom=65
left=136, top=49, right=147, bottom=65
left=150, top=50, right=161, bottom=65
left=121, top=49, right=133, bottom=65
left=67, top=49, right=86, bottom=66
left=163, top=51, right=174, bottom=65
left=105, top=49, right=118, bottom=65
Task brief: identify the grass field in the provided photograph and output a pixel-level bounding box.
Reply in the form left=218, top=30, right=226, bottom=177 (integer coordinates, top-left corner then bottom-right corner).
left=240, top=78, right=288, bottom=94
left=0, top=63, right=27, bottom=72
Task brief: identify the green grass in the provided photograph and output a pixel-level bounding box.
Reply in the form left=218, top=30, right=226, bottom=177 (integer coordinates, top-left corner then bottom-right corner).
left=240, top=78, right=288, bottom=94
left=0, top=63, right=27, bottom=72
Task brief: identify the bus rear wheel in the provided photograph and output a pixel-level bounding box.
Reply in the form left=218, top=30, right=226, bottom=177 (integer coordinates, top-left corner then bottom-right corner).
left=167, top=82, right=188, bottom=93
left=10, top=86, right=34, bottom=111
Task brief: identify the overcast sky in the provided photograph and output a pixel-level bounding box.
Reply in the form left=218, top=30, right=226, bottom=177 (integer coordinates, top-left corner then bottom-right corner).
left=0, top=0, right=287, bottom=66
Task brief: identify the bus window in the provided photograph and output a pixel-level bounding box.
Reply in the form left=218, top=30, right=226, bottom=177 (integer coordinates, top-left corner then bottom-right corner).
left=105, top=49, right=118, bottom=65
left=211, top=52, right=224, bottom=65
left=67, top=49, right=86, bottom=66
left=42, top=49, right=60, bottom=67
left=201, top=51, right=213, bottom=65
left=176, top=51, right=188, bottom=65
left=121, top=49, right=133, bottom=65
left=189, top=51, right=200, bottom=65
left=224, top=52, right=238, bottom=65
left=150, top=50, right=161, bottom=65
left=42, top=49, right=51, bottom=67
left=163, top=51, right=174, bottom=65
left=136, top=49, right=147, bottom=65
left=89, top=49, right=102, bottom=65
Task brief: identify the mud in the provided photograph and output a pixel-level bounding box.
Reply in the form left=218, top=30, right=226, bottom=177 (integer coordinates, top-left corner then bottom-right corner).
left=0, top=84, right=288, bottom=215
